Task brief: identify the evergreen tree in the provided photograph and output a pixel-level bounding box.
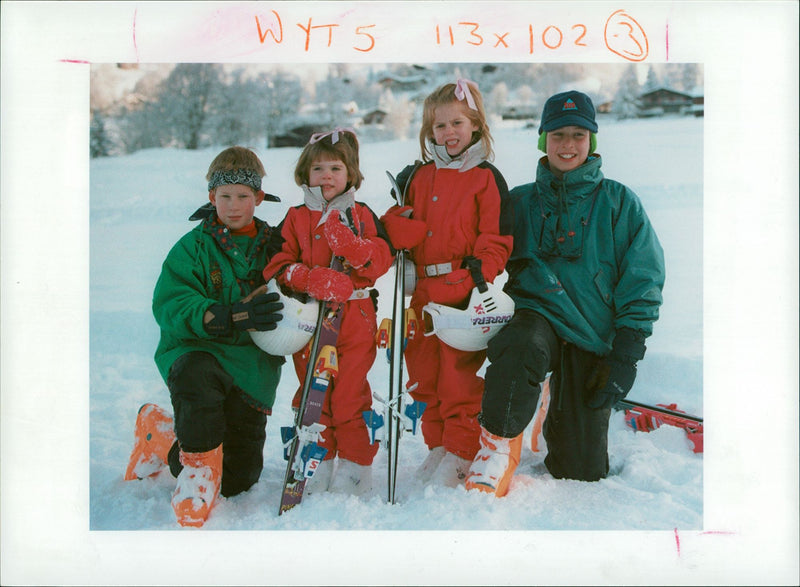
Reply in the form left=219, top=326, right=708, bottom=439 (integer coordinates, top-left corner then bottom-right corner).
left=643, top=66, right=660, bottom=92
left=90, top=110, right=112, bottom=158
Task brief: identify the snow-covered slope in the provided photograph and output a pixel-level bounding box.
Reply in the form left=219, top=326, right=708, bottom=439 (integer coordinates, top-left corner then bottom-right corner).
left=90, top=116, right=704, bottom=535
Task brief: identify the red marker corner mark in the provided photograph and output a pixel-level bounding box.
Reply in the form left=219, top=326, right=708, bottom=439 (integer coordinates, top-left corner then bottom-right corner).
left=674, top=528, right=681, bottom=557
left=59, top=59, right=90, bottom=64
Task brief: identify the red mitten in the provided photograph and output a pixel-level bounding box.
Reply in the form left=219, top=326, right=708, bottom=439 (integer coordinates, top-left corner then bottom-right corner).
left=425, top=268, right=474, bottom=306
left=279, top=263, right=311, bottom=294
left=380, top=206, right=427, bottom=250
left=307, top=266, right=354, bottom=302
left=324, top=213, right=375, bottom=268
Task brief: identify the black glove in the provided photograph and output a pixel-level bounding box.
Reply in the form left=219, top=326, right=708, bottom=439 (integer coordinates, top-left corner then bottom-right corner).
left=586, top=328, right=646, bottom=409
left=204, top=291, right=283, bottom=335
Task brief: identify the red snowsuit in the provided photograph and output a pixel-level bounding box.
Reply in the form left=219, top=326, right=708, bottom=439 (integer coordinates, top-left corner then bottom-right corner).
left=381, top=149, right=513, bottom=460
left=263, top=189, right=393, bottom=466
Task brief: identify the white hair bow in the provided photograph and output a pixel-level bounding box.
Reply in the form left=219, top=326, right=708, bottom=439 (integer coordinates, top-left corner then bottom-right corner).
left=309, top=127, right=357, bottom=145
left=454, top=79, right=478, bottom=111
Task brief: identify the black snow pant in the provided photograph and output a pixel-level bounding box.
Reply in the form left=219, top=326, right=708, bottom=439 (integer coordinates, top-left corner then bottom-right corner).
left=480, top=309, right=611, bottom=482
left=166, top=351, right=268, bottom=497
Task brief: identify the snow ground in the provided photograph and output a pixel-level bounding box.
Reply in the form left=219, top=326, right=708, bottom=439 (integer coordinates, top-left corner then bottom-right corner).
left=89, top=116, right=704, bottom=536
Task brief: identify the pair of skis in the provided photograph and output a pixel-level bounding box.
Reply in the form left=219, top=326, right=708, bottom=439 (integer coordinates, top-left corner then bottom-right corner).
left=366, top=172, right=425, bottom=505
left=374, top=170, right=426, bottom=504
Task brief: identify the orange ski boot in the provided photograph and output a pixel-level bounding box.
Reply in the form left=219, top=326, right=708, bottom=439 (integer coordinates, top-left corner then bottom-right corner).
left=171, top=445, right=223, bottom=527
left=124, top=403, right=177, bottom=481
left=465, top=427, right=522, bottom=497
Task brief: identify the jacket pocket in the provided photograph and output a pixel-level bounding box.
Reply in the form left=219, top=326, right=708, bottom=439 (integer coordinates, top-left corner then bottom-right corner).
left=593, top=268, right=613, bottom=309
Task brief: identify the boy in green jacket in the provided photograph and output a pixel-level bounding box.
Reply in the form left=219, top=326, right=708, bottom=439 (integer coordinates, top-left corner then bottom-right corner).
left=465, top=91, right=665, bottom=496
left=124, top=146, right=285, bottom=526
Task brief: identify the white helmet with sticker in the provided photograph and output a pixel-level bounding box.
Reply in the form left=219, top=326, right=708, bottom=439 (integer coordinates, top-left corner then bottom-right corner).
left=250, top=280, right=319, bottom=355
left=421, top=281, right=515, bottom=351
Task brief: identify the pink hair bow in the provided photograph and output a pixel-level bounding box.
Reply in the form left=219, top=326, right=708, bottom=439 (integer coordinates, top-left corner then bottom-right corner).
left=309, top=127, right=356, bottom=145
left=454, top=79, right=478, bottom=111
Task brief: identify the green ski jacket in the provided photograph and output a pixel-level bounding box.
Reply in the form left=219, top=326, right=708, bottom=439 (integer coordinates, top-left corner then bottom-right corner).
left=153, top=213, right=283, bottom=412
left=505, top=154, right=665, bottom=355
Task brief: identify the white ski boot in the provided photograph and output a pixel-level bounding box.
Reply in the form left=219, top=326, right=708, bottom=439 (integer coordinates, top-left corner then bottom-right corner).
left=415, top=445, right=446, bottom=484
left=304, top=458, right=334, bottom=497
left=329, top=458, right=373, bottom=497
left=429, top=451, right=471, bottom=488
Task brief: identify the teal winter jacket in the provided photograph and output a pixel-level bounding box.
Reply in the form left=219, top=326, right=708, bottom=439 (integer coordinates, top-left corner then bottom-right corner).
left=505, top=154, right=665, bottom=355
left=152, top=213, right=283, bottom=412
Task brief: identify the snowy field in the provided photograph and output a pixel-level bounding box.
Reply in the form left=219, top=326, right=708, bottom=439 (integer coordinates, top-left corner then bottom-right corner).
left=89, top=115, right=705, bottom=536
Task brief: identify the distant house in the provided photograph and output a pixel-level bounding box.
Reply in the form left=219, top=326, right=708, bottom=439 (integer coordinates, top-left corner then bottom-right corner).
left=377, top=74, right=429, bottom=92
left=269, top=124, right=323, bottom=148
left=637, top=88, right=694, bottom=116
left=688, top=88, right=705, bottom=117
left=597, top=101, right=613, bottom=114
left=501, top=105, right=538, bottom=120
left=362, top=109, right=387, bottom=125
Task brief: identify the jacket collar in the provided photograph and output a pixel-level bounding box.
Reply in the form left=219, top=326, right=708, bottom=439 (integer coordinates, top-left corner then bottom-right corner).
left=537, top=153, right=604, bottom=199
left=301, top=184, right=357, bottom=227
left=429, top=139, right=488, bottom=172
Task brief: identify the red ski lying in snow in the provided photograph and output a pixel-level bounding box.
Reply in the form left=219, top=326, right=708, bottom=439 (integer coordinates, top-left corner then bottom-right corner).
left=616, top=399, right=703, bottom=453
left=530, top=378, right=704, bottom=454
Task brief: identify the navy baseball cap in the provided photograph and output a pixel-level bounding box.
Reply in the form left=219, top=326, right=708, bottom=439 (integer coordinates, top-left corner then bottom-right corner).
left=538, top=90, right=598, bottom=134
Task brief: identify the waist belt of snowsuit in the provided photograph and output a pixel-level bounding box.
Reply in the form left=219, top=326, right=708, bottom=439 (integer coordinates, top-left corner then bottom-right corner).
left=417, top=259, right=464, bottom=278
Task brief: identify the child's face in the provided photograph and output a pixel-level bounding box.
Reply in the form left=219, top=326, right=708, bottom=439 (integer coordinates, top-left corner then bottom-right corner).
left=309, top=157, right=349, bottom=201
left=432, top=101, right=479, bottom=157
left=209, top=184, right=263, bottom=230
left=545, top=125, right=591, bottom=178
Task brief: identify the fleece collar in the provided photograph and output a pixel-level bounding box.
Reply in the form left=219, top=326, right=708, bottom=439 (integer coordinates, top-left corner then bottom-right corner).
left=301, top=184, right=357, bottom=227
left=429, top=138, right=489, bottom=172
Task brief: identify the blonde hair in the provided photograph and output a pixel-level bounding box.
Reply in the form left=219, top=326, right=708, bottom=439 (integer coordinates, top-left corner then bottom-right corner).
left=206, top=146, right=266, bottom=180
left=419, top=81, right=494, bottom=162
left=294, top=131, right=364, bottom=191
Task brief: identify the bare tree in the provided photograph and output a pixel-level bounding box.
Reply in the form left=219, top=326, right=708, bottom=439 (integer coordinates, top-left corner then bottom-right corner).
left=614, top=64, right=641, bottom=119
left=157, top=64, right=224, bottom=149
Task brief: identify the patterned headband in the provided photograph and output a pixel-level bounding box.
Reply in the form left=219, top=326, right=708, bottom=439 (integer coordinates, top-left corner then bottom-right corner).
left=207, top=169, right=263, bottom=192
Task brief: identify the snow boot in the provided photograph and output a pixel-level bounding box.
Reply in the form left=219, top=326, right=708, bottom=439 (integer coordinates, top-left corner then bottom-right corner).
left=124, top=403, right=176, bottom=481
left=429, top=451, right=471, bottom=488
left=171, top=445, right=223, bottom=527
left=465, top=427, right=523, bottom=497
left=328, top=458, right=373, bottom=497
left=415, top=445, right=446, bottom=484
left=304, top=458, right=334, bottom=497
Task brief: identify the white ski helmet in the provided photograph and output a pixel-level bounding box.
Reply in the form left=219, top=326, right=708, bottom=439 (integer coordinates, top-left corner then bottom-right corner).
left=421, top=281, right=515, bottom=351
left=250, top=280, right=319, bottom=355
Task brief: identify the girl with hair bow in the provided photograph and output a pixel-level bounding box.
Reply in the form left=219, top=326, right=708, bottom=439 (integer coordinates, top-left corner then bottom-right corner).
left=262, top=129, right=393, bottom=497
left=380, top=79, right=514, bottom=488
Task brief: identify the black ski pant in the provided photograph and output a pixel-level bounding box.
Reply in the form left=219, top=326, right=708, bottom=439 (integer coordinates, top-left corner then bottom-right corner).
left=480, top=309, right=611, bottom=482
left=166, top=351, right=268, bottom=497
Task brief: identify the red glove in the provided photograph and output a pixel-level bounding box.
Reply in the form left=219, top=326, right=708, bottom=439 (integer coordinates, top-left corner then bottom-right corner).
left=381, top=206, right=427, bottom=250
left=425, top=268, right=474, bottom=306
left=324, top=213, right=375, bottom=269
left=307, top=266, right=353, bottom=302
left=279, top=263, right=311, bottom=294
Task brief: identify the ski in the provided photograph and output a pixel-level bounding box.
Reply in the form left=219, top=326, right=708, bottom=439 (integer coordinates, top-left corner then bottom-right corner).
left=366, top=170, right=425, bottom=504
left=616, top=398, right=704, bottom=453
left=278, top=260, right=346, bottom=516
left=531, top=376, right=703, bottom=454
